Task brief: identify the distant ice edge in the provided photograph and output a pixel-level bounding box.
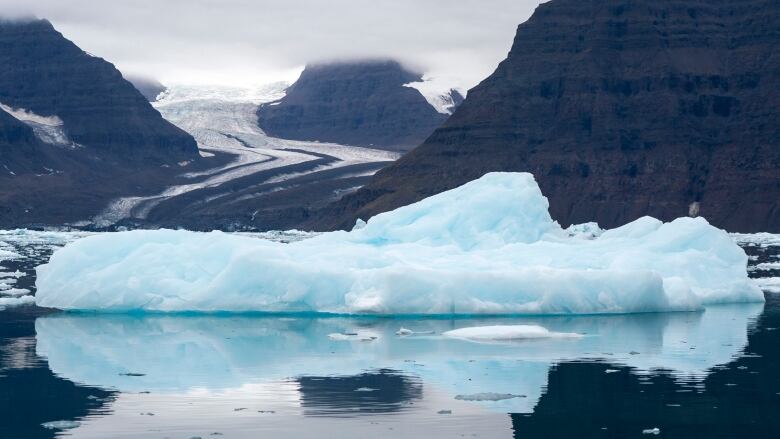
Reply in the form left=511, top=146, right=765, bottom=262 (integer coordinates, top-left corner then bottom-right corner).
left=35, top=172, right=764, bottom=314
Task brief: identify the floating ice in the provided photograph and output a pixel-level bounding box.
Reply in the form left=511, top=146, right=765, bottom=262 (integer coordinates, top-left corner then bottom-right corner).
left=35, top=172, right=764, bottom=314
left=755, top=277, right=780, bottom=293
left=0, top=295, right=35, bottom=308
left=0, top=248, right=20, bottom=262
left=395, top=327, right=434, bottom=336
left=41, top=420, right=81, bottom=430
left=749, top=262, right=780, bottom=272
left=454, top=392, right=526, bottom=401
left=731, top=233, right=780, bottom=248
left=1, top=288, right=31, bottom=297
left=443, top=325, right=582, bottom=342
left=328, top=332, right=378, bottom=341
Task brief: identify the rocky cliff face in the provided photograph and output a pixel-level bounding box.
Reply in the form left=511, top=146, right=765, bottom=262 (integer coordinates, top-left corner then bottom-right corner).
left=0, top=109, right=43, bottom=173
left=0, top=18, right=201, bottom=227
left=257, top=60, right=449, bottom=151
left=125, top=75, right=167, bottom=102
left=311, top=0, right=780, bottom=233
left=0, top=19, right=197, bottom=163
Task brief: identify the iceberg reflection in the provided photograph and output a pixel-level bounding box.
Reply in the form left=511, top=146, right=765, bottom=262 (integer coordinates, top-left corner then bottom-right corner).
left=36, top=303, right=762, bottom=415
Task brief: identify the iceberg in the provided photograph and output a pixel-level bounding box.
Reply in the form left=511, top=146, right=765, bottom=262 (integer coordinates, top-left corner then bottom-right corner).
left=35, top=172, right=763, bottom=314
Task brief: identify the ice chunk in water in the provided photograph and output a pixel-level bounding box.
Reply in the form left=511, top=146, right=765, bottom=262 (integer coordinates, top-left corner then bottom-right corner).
left=454, top=392, right=526, bottom=401
left=0, top=295, right=35, bottom=308
left=443, top=325, right=582, bottom=342
left=35, top=172, right=764, bottom=315
left=41, top=420, right=81, bottom=430
left=0, top=288, right=31, bottom=297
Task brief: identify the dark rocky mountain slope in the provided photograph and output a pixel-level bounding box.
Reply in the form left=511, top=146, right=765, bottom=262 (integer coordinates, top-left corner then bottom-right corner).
left=125, top=75, right=167, bottom=102
left=257, top=60, right=450, bottom=152
left=310, top=0, right=780, bottom=233
left=0, top=18, right=202, bottom=227
left=0, top=19, right=196, bottom=163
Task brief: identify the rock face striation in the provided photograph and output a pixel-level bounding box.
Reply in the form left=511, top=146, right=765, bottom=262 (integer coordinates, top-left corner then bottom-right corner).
left=257, top=60, right=450, bottom=151
left=0, top=18, right=200, bottom=227
left=311, top=0, right=780, bottom=233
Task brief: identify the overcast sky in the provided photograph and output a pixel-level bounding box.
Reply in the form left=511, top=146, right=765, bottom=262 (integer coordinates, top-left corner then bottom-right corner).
left=1, top=0, right=544, bottom=90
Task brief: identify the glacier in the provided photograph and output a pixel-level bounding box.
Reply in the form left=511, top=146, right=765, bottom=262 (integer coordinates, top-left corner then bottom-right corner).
left=35, top=172, right=764, bottom=314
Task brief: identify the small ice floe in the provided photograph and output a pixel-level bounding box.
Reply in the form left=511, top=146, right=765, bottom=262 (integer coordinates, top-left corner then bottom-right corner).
left=642, top=427, right=661, bottom=435
left=41, top=420, right=81, bottom=430
left=396, top=327, right=413, bottom=336
left=395, top=327, right=434, bottom=336
left=454, top=392, right=526, bottom=401
left=355, top=387, right=378, bottom=392
left=442, top=325, right=582, bottom=343
left=437, top=410, right=452, bottom=415
left=0, top=295, right=35, bottom=308
left=748, top=262, right=780, bottom=272
left=1, top=288, right=30, bottom=297
left=327, top=332, right=378, bottom=341
left=754, top=277, right=780, bottom=293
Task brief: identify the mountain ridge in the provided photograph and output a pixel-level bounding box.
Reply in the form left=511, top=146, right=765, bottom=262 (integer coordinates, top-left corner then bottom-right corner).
left=257, top=60, right=453, bottom=152
left=308, top=0, right=780, bottom=233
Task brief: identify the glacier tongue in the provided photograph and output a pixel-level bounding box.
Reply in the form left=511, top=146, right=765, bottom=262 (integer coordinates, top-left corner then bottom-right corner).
left=34, top=172, right=764, bottom=314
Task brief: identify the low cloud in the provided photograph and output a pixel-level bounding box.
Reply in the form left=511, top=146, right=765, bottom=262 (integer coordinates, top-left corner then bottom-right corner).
left=0, top=0, right=543, bottom=90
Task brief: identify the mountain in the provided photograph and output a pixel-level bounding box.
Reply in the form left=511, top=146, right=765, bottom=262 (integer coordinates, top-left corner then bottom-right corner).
left=257, top=60, right=450, bottom=151
left=0, top=19, right=197, bottom=163
left=0, top=18, right=201, bottom=227
left=125, top=75, right=167, bottom=102
left=310, top=0, right=780, bottom=233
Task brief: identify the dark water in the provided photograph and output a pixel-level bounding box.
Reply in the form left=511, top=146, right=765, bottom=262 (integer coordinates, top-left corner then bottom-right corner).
left=1, top=231, right=779, bottom=438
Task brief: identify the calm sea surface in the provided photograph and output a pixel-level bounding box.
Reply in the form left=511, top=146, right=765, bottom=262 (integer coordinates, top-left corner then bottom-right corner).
left=1, top=230, right=779, bottom=438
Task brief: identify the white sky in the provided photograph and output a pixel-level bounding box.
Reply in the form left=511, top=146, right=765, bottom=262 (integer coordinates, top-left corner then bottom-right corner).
left=1, top=0, right=545, bottom=90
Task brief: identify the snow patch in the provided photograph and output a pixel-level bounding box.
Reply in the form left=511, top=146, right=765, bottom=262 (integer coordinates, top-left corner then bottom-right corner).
left=403, top=76, right=464, bottom=114
left=0, top=102, right=80, bottom=148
